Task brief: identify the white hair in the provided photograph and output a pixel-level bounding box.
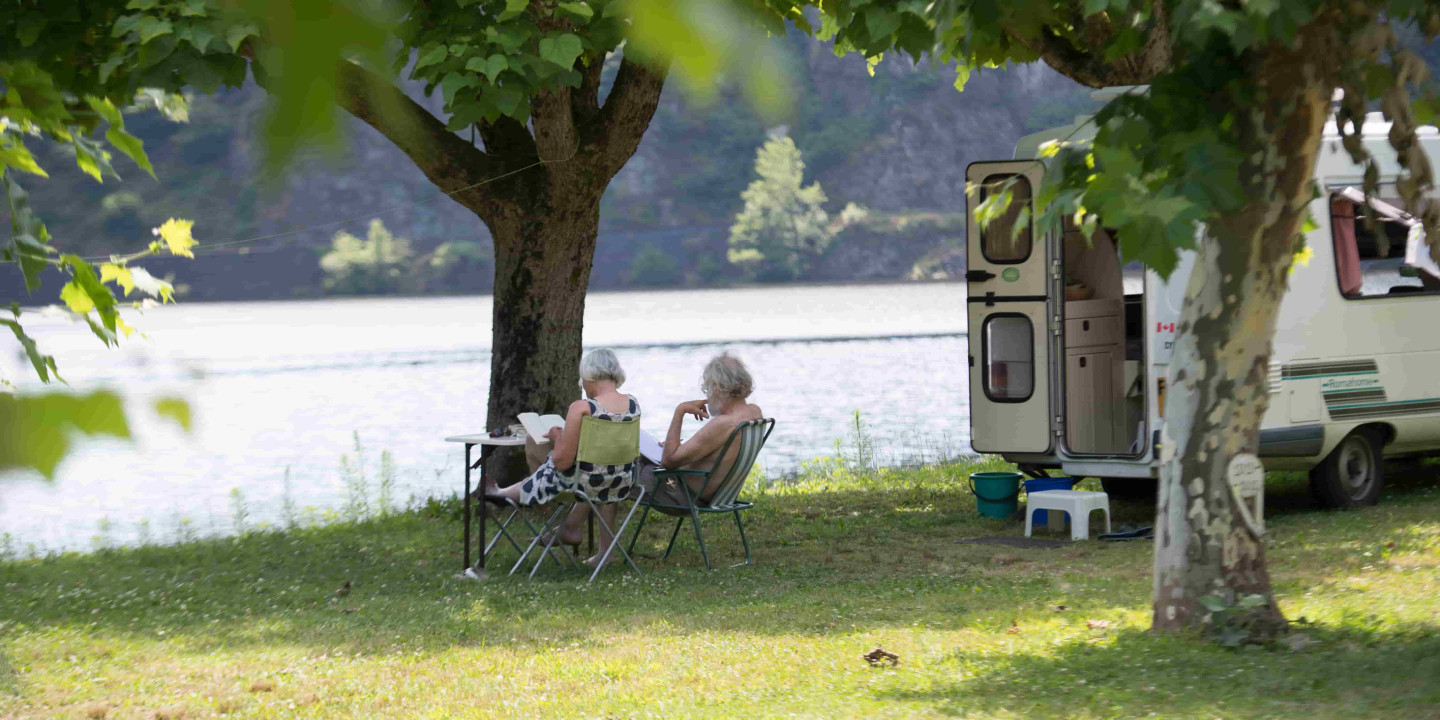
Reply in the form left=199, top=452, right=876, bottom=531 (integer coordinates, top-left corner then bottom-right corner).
left=702, top=352, right=752, bottom=399
left=579, top=348, right=625, bottom=387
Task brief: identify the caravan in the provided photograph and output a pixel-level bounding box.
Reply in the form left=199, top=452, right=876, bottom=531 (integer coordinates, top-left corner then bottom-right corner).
left=965, top=103, right=1440, bottom=508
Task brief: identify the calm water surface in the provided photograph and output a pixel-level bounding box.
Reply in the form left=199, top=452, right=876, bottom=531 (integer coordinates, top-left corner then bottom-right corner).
left=0, top=283, right=971, bottom=553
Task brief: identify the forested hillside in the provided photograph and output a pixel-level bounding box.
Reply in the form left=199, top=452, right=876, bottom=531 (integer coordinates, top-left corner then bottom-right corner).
left=5, top=31, right=1097, bottom=302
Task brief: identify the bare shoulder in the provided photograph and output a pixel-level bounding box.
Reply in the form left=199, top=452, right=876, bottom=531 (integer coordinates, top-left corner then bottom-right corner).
left=569, top=398, right=592, bottom=417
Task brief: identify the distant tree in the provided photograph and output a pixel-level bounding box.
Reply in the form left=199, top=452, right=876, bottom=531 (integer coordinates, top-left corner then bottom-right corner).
left=421, top=239, right=491, bottom=293
left=627, top=243, right=680, bottom=286
left=728, top=134, right=833, bottom=280
left=320, top=219, right=414, bottom=295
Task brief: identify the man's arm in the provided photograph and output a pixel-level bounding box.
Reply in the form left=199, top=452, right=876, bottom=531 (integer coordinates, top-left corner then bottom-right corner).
left=661, top=401, right=728, bottom=469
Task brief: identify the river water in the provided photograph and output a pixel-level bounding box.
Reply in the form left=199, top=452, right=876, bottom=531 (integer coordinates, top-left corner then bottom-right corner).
left=0, top=282, right=970, bottom=553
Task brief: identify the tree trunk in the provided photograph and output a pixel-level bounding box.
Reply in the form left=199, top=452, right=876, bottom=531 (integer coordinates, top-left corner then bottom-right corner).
left=1151, top=35, right=1341, bottom=637
left=476, top=178, right=604, bottom=483
left=330, top=55, right=668, bottom=486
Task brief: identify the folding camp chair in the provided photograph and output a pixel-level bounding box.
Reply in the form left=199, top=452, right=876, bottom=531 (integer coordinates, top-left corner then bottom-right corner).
left=512, top=413, right=648, bottom=583
left=482, top=496, right=581, bottom=572
left=626, top=418, right=774, bottom=570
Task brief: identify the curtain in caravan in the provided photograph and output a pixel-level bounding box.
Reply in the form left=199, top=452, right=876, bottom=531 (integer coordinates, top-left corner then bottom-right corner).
left=1331, top=195, right=1362, bottom=296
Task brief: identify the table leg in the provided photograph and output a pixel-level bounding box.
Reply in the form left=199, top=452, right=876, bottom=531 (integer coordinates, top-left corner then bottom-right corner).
left=463, top=443, right=473, bottom=571
left=478, top=444, right=490, bottom=572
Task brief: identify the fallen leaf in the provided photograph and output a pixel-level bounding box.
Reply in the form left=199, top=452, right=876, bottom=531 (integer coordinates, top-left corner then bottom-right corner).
left=1006, top=620, right=1021, bottom=634
left=248, top=681, right=276, bottom=693
left=1086, top=620, right=1112, bottom=630
left=1052, top=604, right=1068, bottom=612
left=861, top=646, right=900, bottom=667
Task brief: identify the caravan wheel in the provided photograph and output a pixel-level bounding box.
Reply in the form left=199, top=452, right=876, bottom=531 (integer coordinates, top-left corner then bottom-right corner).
left=1310, top=428, right=1384, bottom=508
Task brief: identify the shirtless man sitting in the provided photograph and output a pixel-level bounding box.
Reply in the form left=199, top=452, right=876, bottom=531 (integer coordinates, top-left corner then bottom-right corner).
left=543, top=352, right=763, bottom=563
left=650, top=351, right=764, bottom=505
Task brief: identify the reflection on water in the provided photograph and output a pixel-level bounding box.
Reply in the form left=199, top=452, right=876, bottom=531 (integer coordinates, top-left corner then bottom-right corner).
left=0, top=283, right=970, bottom=553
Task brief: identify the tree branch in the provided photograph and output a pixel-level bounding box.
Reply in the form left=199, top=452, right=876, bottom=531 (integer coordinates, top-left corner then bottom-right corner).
left=586, top=54, right=668, bottom=179
left=532, top=87, right=579, bottom=163
left=334, top=61, right=501, bottom=197
left=476, top=116, right=538, bottom=162
left=1006, top=5, right=1170, bottom=88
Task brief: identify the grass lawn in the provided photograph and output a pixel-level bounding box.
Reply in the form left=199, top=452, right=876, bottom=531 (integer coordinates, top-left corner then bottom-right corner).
left=2, top=457, right=1438, bottom=719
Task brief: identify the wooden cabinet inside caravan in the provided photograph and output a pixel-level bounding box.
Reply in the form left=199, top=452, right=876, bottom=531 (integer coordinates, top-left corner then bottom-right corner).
left=1065, top=298, right=1128, bottom=454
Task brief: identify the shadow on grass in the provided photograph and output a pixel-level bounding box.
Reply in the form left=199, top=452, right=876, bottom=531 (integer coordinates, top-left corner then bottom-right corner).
left=1, top=465, right=1436, bottom=663
left=878, top=623, right=1440, bottom=718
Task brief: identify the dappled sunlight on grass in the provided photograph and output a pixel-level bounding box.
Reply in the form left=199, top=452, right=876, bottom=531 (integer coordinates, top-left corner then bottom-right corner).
left=1, top=456, right=1437, bottom=717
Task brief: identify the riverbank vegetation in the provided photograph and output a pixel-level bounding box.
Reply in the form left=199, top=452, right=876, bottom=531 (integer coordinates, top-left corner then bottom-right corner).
left=2, top=457, right=1437, bottom=718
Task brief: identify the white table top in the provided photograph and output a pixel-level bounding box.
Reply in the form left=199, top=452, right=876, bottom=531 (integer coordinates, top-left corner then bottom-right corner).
left=444, top=434, right=527, bottom=446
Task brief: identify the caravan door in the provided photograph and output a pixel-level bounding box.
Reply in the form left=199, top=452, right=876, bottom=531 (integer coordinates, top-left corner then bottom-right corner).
left=965, top=161, right=1053, bottom=453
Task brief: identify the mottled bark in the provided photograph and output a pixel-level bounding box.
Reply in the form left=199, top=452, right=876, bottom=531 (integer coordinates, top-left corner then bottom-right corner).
left=1151, top=17, right=1356, bottom=636
left=334, top=55, right=668, bottom=481
left=1006, top=2, right=1171, bottom=88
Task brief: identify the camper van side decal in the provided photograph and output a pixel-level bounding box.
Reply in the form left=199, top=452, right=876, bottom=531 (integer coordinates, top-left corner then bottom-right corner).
left=1280, top=360, right=1379, bottom=380
left=1327, top=399, right=1440, bottom=420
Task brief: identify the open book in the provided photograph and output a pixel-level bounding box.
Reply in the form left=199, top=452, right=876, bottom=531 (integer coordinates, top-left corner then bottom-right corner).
left=517, top=411, right=663, bottom=464
left=516, top=412, right=564, bottom=443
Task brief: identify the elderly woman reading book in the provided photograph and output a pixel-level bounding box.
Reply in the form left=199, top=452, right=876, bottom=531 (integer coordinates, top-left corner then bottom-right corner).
left=483, top=348, right=641, bottom=564
left=543, top=351, right=763, bottom=563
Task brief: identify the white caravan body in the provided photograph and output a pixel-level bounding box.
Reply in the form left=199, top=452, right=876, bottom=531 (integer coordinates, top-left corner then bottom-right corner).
left=965, top=110, right=1440, bottom=504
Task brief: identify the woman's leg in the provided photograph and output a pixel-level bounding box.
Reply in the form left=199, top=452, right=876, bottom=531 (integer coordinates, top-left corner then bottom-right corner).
left=585, top=504, right=620, bottom=565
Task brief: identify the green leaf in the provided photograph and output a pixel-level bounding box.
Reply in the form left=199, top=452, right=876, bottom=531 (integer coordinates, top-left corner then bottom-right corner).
left=557, top=2, right=594, bottom=21
left=16, top=13, right=46, bottom=47
left=466, top=54, right=510, bottom=83
left=0, top=138, right=48, bottom=177
left=0, top=318, right=61, bottom=383
left=125, top=0, right=159, bottom=8
left=0, top=391, right=130, bottom=479
left=154, top=397, right=193, bottom=432
left=865, top=9, right=901, bottom=39
left=185, top=24, right=216, bottom=51
left=1083, top=0, right=1109, bottom=16
left=225, top=23, right=256, bottom=52
left=98, top=54, right=126, bottom=83
left=105, top=127, right=154, bottom=177
left=179, top=0, right=207, bottom=17
left=415, top=43, right=449, bottom=69
left=135, top=16, right=174, bottom=43
left=1198, top=595, right=1228, bottom=612
left=538, top=33, right=584, bottom=69
left=72, top=137, right=113, bottom=182
left=85, top=96, right=123, bottom=127
left=488, top=86, right=523, bottom=117
left=157, top=218, right=198, bottom=258
left=441, top=71, right=476, bottom=104
left=63, top=255, right=120, bottom=335
left=60, top=282, right=96, bottom=314
left=2, top=175, right=54, bottom=292
left=497, top=0, right=529, bottom=22
left=101, top=263, right=136, bottom=295
left=1237, top=594, right=1268, bottom=610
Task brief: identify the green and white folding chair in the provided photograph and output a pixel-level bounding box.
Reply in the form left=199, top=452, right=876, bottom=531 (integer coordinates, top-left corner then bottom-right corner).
left=516, top=413, right=647, bottom=583
left=626, top=418, right=774, bottom=570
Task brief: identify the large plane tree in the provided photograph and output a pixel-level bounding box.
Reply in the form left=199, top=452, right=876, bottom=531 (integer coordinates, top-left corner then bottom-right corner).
left=5, top=0, right=791, bottom=478
left=809, top=0, right=1439, bottom=638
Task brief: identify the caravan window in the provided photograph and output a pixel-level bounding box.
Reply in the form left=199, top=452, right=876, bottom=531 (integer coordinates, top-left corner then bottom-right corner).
left=983, top=314, right=1034, bottom=402
left=1331, top=194, right=1440, bottom=299
left=979, top=174, right=1032, bottom=264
